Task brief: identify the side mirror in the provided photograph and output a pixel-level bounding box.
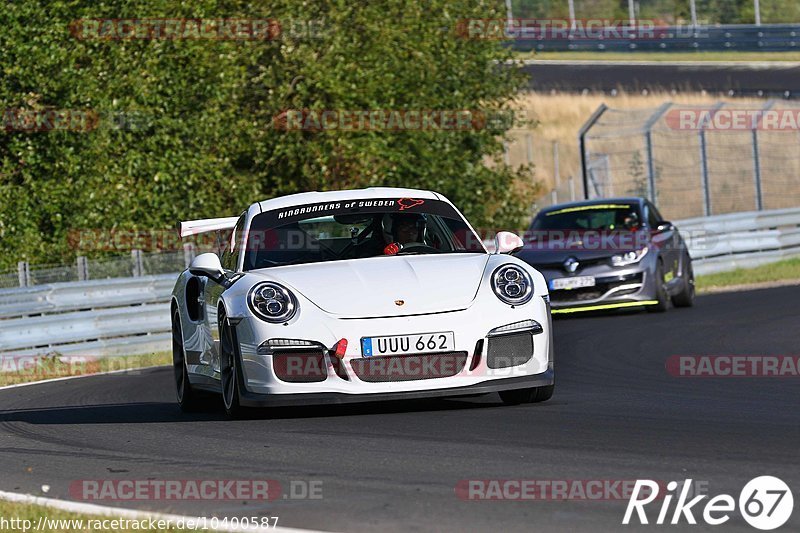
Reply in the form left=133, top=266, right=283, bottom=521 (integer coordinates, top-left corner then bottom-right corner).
left=494, top=231, right=525, bottom=254
left=656, top=221, right=673, bottom=232
left=189, top=253, right=225, bottom=281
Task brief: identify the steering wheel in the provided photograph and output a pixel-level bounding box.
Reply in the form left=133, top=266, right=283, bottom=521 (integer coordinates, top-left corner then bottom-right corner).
left=395, top=243, right=440, bottom=254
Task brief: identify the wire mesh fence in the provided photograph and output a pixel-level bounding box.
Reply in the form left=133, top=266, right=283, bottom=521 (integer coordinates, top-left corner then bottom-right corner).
left=580, top=100, right=800, bottom=220
left=5, top=248, right=192, bottom=289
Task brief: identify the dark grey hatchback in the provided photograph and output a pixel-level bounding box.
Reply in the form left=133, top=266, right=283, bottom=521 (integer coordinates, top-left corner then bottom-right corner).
left=516, top=198, right=694, bottom=315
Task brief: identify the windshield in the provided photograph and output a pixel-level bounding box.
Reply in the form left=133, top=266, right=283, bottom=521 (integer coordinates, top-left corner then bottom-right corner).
left=531, top=203, right=643, bottom=232
left=242, top=198, right=485, bottom=270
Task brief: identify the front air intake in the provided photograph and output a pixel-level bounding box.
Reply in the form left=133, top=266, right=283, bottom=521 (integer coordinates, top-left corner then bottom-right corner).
left=350, top=352, right=468, bottom=382
left=273, top=350, right=327, bottom=383
left=486, top=332, right=534, bottom=369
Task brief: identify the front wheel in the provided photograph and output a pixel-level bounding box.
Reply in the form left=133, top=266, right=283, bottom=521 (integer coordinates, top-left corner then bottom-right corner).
left=219, top=313, right=248, bottom=419
left=671, top=254, right=695, bottom=308
left=647, top=260, right=669, bottom=313
left=499, top=385, right=554, bottom=405
left=172, top=308, right=205, bottom=412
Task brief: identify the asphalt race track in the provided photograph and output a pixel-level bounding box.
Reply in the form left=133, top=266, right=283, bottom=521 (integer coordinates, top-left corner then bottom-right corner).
left=1, top=286, right=798, bottom=532
left=522, top=60, right=800, bottom=97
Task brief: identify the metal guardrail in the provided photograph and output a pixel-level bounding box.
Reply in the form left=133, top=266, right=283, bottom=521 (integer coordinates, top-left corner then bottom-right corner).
left=510, top=24, right=800, bottom=52
left=0, top=275, right=175, bottom=358
left=678, top=207, right=800, bottom=275
left=1, top=208, right=799, bottom=359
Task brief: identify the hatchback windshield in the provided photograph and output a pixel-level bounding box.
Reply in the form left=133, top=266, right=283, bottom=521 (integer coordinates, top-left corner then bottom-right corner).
left=531, top=203, right=642, bottom=232
left=242, top=198, right=485, bottom=270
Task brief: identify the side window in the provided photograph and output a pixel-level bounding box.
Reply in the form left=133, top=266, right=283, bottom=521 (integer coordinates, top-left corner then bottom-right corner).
left=221, top=215, right=246, bottom=271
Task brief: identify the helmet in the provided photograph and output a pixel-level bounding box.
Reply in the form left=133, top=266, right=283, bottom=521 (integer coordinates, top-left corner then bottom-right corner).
left=382, top=213, right=427, bottom=244
left=623, top=212, right=640, bottom=230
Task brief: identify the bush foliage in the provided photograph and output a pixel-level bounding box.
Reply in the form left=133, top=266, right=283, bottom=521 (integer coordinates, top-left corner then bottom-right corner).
left=0, top=1, right=538, bottom=269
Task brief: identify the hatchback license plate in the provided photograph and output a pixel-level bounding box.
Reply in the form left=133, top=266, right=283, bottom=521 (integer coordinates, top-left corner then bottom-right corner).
left=550, top=276, right=596, bottom=290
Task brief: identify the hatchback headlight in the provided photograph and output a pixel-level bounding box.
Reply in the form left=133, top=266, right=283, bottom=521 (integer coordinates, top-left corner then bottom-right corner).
left=611, top=246, right=648, bottom=267
left=248, top=282, right=297, bottom=323
left=492, top=265, right=534, bottom=305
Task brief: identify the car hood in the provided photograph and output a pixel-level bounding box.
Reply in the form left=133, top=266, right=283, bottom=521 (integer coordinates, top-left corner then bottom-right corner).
left=517, top=230, right=650, bottom=266
left=252, top=254, right=490, bottom=318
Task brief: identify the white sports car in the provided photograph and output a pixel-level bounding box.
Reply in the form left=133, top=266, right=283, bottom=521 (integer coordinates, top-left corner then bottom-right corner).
left=171, top=187, right=554, bottom=417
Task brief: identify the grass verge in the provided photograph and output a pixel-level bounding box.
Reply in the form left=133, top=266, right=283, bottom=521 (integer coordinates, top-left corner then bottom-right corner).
left=0, top=499, right=185, bottom=532
left=0, top=352, right=171, bottom=387
left=696, top=257, right=800, bottom=292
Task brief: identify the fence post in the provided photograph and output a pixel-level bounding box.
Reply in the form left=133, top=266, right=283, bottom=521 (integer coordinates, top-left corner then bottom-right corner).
left=752, top=100, right=774, bottom=211
left=699, top=102, right=724, bottom=216
left=551, top=189, right=558, bottom=205
left=553, top=141, right=560, bottom=188
left=503, top=141, right=511, bottom=166
left=643, top=103, right=673, bottom=205
left=525, top=134, right=534, bottom=164
left=183, top=242, right=196, bottom=269
left=17, top=261, right=30, bottom=288
left=77, top=256, right=89, bottom=281
left=578, top=104, right=609, bottom=199
left=568, top=176, right=576, bottom=201
left=131, top=249, right=144, bottom=277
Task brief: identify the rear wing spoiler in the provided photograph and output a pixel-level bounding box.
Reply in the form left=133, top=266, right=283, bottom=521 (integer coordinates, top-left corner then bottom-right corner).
left=179, top=217, right=239, bottom=238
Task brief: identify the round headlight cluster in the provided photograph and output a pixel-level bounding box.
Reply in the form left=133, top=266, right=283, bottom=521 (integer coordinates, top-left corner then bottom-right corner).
left=492, top=265, right=534, bottom=305
left=248, top=282, right=297, bottom=323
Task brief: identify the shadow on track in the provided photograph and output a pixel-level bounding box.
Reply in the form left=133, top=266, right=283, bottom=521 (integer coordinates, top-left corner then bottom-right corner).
left=0, top=394, right=520, bottom=424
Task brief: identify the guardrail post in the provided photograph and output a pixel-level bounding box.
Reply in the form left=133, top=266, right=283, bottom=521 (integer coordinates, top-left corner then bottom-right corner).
left=183, top=243, right=196, bottom=269
left=131, top=249, right=144, bottom=277
left=77, top=256, right=89, bottom=281
left=17, top=261, right=30, bottom=288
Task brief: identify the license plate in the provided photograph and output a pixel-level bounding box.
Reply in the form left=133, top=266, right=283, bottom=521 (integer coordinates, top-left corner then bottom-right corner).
left=361, top=332, right=455, bottom=357
left=550, top=276, right=596, bottom=290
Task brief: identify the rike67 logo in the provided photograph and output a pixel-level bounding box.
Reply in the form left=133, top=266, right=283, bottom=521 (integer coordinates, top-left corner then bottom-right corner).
left=624, top=477, right=794, bottom=530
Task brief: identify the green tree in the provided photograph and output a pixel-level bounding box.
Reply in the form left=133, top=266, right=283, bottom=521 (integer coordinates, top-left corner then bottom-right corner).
left=1, top=0, right=538, bottom=269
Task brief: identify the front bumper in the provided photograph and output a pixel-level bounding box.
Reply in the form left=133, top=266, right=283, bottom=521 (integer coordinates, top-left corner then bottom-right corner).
left=231, top=294, right=552, bottom=401
left=534, top=261, right=659, bottom=314
left=237, top=368, right=553, bottom=407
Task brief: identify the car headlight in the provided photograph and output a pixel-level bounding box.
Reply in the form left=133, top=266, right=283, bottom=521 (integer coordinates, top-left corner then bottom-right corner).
left=248, top=282, right=298, bottom=323
left=492, top=265, right=534, bottom=305
left=611, top=246, right=649, bottom=267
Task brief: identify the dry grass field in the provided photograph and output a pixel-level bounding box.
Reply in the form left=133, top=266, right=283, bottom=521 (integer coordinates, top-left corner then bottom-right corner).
left=505, top=91, right=800, bottom=219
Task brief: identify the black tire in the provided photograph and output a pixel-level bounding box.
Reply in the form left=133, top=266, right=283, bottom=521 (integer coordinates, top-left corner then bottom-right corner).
left=647, top=260, right=669, bottom=313
left=499, top=384, right=554, bottom=405
left=219, top=311, right=248, bottom=419
left=172, top=308, right=205, bottom=412
left=671, top=254, right=696, bottom=308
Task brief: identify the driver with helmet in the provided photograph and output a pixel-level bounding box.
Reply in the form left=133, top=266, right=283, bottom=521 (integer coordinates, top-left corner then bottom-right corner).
left=382, top=213, right=427, bottom=254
